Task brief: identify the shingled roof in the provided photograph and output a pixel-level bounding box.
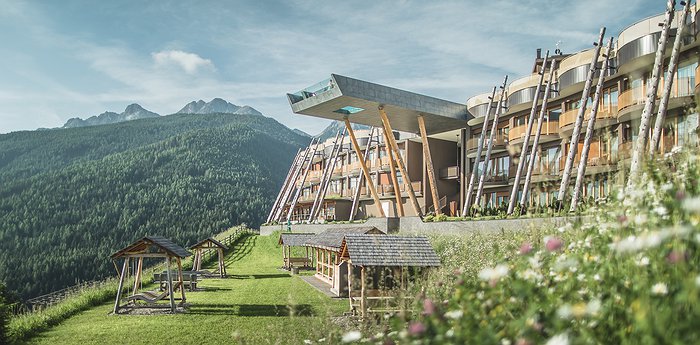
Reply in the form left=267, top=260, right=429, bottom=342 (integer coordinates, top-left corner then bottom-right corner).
left=304, top=226, right=385, bottom=251
left=111, top=235, right=191, bottom=259
left=278, top=233, right=316, bottom=247
left=189, top=237, right=229, bottom=250
left=340, top=234, right=440, bottom=267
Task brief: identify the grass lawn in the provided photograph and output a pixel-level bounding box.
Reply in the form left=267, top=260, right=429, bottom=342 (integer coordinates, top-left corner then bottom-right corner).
left=24, top=234, right=347, bottom=344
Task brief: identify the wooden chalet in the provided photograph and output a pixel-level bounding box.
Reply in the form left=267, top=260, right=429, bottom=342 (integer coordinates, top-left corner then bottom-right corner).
left=111, top=235, right=191, bottom=314
left=278, top=233, right=315, bottom=270
left=189, top=237, right=229, bottom=278
left=303, top=226, right=385, bottom=296
left=339, top=234, right=440, bottom=317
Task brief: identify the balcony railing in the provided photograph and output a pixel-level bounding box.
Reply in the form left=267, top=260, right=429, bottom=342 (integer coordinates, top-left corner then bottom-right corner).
left=439, top=166, right=460, bottom=179
left=508, top=121, right=559, bottom=142
left=618, top=77, right=693, bottom=112
left=288, top=78, right=334, bottom=104
left=559, top=104, right=617, bottom=129
left=465, top=134, right=507, bottom=151
left=696, top=66, right=700, bottom=89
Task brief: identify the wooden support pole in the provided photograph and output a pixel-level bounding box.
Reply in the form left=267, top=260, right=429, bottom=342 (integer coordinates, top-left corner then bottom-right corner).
left=459, top=128, right=467, bottom=213
left=383, top=128, right=405, bottom=217
left=557, top=27, right=606, bottom=208
left=287, top=138, right=320, bottom=221
left=166, top=257, right=175, bottom=313
left=417, top=115, right=441, bottom=215
left=349, top=127, right=376, bottom=220
left=113, top=258, right=129, bottom=314
left=520, top=58, right=558, bottom=212
left=274, top=139, right=315, bottom=221
left=347, top=262, right=354, bottom=312
left=267, top=148, right=302, bottom=223
left=310, top=129, right=346, bottom=222
left=132, top=256, right=143, bottom=295
left=508, top=51, right=550, bottom=215
left=345, top=118, right=385, bottom=217
left=628, top=0, right=675, bottom=187
left=474, top=76, right=509, bottom=210
left=651, top=0, right=691, bottom=154
left=378, top=107, right=422, bottom=217
left=462, top=87, right=497, bottom=216
left=360, top=266, right=367, bottom=318
left=177, top=258, right=186, bottom=304
left=570, top=38, right=614, bottom=211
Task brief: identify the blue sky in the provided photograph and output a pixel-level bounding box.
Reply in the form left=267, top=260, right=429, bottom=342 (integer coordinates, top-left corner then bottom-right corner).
left=0, top=0, right=663, bottom=134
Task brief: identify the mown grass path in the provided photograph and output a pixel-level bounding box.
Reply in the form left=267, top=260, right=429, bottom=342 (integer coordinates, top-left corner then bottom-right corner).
left=26, top=235, right=346, bottom=344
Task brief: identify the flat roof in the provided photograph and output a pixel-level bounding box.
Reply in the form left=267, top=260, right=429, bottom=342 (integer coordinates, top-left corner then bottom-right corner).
left=288, top=74, right=470, bottom=135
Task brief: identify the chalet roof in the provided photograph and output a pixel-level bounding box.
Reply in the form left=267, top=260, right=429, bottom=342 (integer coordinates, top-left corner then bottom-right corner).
left=189, top=237, right=229, bottom=250
left=304, top=226, right=385, bottom=251
left=340, top=234, right=441, bottom=267
left=111, top=235, right=191, bottom=259
left=278, top=233, right=316, bottom=247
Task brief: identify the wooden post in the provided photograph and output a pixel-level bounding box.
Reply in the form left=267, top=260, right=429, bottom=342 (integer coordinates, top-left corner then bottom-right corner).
left=474, top=76, right=509, bottom=209
left=166, top=257, right=175, bottom=313
left=287, top=138, right=320, bottom=221
left=309, top=130, right=341, bottom=222
left=360, top=266, right=367, bottom=318
left=459, top=128, right=467, bottom=213
left=629, top=0, right=675, bottom=187
left=345, top=118, right=385, bottom=217
left=508, top=52, right=550, bottom=215
left=557, top=27, right=606, bottom=208
left=347, top=262, right=354, bottom=311
left=462, top=87, right=497, bottom=216
left=378, top=107, right=422, bottom=217
left=132, top=257, right=143, bottom=295
left=177, top=258, right=186, bottom=304
left=520, top=59, right=558, bottom=212
left=274, top=139, right=315, bottom=221
left=384, top=128, right=405, bottom=216
left=218, top=248, right=225, bottom=277
left=417, top=115, right=441, bottom=215
left=651, top=0, right=691, bottom=154
left=113, top=258, right=129, bottom=314
left=570, top=38, right=614, bottom=211
left=349, top=127, right=376, bottom=220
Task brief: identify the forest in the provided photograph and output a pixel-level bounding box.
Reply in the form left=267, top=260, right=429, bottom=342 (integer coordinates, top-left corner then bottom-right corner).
left=0, top=113, right=308, bottom=299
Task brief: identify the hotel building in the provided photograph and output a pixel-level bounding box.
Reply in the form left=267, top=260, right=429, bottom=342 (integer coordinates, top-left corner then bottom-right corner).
left=269, top=6, right=700, bottom=223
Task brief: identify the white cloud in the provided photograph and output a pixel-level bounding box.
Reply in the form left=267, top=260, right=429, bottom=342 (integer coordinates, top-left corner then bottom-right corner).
left=151, top=50, right=215, bottom=74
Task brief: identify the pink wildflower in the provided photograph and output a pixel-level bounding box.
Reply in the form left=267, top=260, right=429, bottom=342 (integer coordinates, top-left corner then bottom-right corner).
left=422, top=299, right=435, bottom=316
left=520, top=242, right=533, bottom=255
left=545, top=237, right=564, bottom=252
left=667, top=250, right=686, bottom=264
left=408, top=322, right=426, bottom=336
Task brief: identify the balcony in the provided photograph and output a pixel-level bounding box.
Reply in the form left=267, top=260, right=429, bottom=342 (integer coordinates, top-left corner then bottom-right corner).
left=439, top=166, right=460, bottom=180
left=559, top=104, right=617, bottom=137
left=618, top=77, right=695, bottom=121
left=288, top=78, right=335, bottom=104
left=508, top=121, right=560, bottom=145
left=465, top=134, right=507, bottom=158
left=696, top=65, right=700, bottom=92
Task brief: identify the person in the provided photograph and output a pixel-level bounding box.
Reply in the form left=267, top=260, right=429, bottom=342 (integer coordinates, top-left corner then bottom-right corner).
left=328, top=79, right=335, bottom=90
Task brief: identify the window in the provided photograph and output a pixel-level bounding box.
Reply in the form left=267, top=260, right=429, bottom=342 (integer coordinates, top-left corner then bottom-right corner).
left=334, top=106, right=365, bottom=115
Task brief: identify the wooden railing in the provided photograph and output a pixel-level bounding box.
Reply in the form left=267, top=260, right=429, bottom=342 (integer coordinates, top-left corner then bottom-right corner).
left=508, top=121, right=559, bottom=141
left=559, top=105, right=617, bottom=129
left=618, top=86, right=646, bottom=111
left=465, top=134, right=506, bottom=151
left=696, top=66, right=700, bottom=89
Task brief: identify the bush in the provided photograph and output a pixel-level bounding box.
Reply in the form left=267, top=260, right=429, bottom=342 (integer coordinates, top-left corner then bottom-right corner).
left=0, top=287, right=8, bottom=345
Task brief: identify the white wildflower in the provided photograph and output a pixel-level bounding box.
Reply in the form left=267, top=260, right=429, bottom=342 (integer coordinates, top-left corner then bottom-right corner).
left=653, top=206, right=668, bottom=216
left=342, top=331, right=362, bottom=343
left=501, top=339, right=512, bottom=345
left=660, top=183, right=673, bottom=192
left=593, top=274, right=601, bottom=281
left=304, top=340, right=313, bottom=345
left=577, top=274, right=586, bottom=281
left=682, top=197, right=700, bottom=213
left=546, top=333, right=569, bottom=345
left=586, top=299, right=601, bottom=315
left=556, top=305, right=572, bottom=319
left=634, top=214, right=648, bottom=225
left=445, top=329, right=454, bottom=338
left=478, top=264, right=509, bottom=282
left=651, top=283, right=668, bottom=296
left=519, top=269, right=543, bottom=282
left=637, top=256, right=650, bottom=266
left=696, top=276, right=700, bottom=288
left=557, top=223, right=572, bottom=233
left=444, top=310, right=463, bottom=319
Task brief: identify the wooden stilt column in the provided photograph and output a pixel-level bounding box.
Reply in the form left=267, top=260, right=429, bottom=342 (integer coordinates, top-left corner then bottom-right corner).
left=267, top=148, right=302, bottom=223
left=462, top=87, right=497, bottom=216
left=287, top=138, right=320, bottom=221
left=345, top=118, right=385, bottom=217
left=132, top=257, right=143, bottom=295
left=113, top=258, right=129, bottom=314
left=177, top=258, right=186, bottom=304
left=378, top=107, right=422, bottom=217
left=349, top=127, right=376, bottom=220
left=360, top=266, right=367, bottom=318
left=383, top=128, right=405, bottom=217
left=166, top=257, right=175, bottom=313
left=417, top=115, right=441, bottom=215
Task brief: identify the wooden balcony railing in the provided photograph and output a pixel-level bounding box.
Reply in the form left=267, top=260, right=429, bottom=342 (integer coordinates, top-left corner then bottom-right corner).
left=508, top=121, right=559, bottom=142
left=559, top=104, right=617, bottom=129
left=696, top=65, right=700, bottom=89
left=466, top=134, right=507, bottom=151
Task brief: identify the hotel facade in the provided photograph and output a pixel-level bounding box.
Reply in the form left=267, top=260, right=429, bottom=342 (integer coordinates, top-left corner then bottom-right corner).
left=268, top=7, right=700, bottom=223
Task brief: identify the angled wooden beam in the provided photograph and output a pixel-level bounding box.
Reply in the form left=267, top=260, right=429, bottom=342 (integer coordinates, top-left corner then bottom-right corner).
left=459, top=128, right=467, bottom=213
left=651, top=0, right=691, bottom=154
left=378, top=107, right=422, bottom=217
left=557, top=27, right=606, bottom=209
left=383, top=128, right=404, bottom=217
left=165, top=257, right=175, bottom=313
left=417, top=115, right=441, bottom=215
left=274, top=140, right=314, bottom=221
left=508, top=51, right=550, bottom=215
left=113, top=258, right=128, bottom=314
left=267, top=148, right=302, bottom=223
left=629, top=0, right=675, bottom=187
left=345, top=118, right=385, bottom=217
left=308, top=130, right=342, bottom=222
left=349, top=127, right=376, bottom=220
left=570, top=38, right=614, bottom=211
left=286, top=138, right=320, bottom=221
left=177, top=258, right=186, bottom=304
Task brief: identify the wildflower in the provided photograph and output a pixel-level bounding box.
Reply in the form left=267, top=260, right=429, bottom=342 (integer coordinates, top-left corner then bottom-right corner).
left=545, top=333, right=569, bottom=345
left=653, top=205, right=668, bottom=216
left=682, top=197, right=700, bottom=212
left=695, top=276, right=700, bottom=287
left=422, top=298, right=435, bottom=316
left=516, top=339, right=533, bottom=345
left=478, top=264, right=509, bottom=282
left=304, top=340, right=313, bottom=345
left=501, top=339, right=512, bottom=345
left=557, top=305, right=572, bottom=319
left=519, top=242, right=533, bottom=255
left=660, top=183, right=673, bottom=192
left=444, top=309, right=463, bottom=319
left=445, top=329, right=454, bottom=338
left=633, top=214, right=647, bottom=225
left=593, top=274, right=601, bottom=281
left=651, top=283, right=668, bottom=296
left=408, top=322, right=426, bottom=336
left=519, top=269, right=542, bottom=282
left=586, top=299, right=601, bottom=315
left=557, top=223, right=572, bottom=233
left=545, top=237, right=564, bottom=252
left=342, top=331, right=362, bottom=343
left=637, top=256, right=650, bottom=266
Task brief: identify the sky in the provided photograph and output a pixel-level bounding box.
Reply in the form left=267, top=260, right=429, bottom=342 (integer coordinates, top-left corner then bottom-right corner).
left=0, top=0, right=664, bottom=135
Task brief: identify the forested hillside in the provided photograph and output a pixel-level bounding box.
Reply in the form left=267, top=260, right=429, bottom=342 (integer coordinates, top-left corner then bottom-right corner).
left=0, top=113, right=307, bottom=299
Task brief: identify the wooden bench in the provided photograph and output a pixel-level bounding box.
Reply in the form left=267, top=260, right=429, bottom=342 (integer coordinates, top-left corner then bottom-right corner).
left=153, top=272, right=198, bottom=291
left=288, top=257, right=311, bottom=268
